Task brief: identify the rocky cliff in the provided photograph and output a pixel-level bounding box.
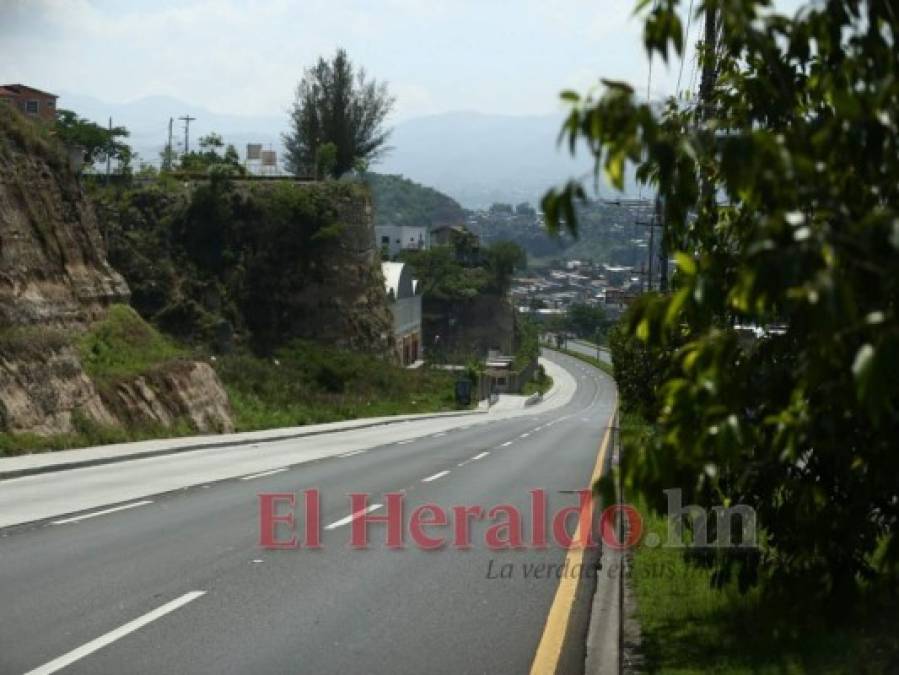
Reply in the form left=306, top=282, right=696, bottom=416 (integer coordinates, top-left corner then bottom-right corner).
left=0, top=106, right=233, bottom=439
left=98, top=177, right=394, bottom=355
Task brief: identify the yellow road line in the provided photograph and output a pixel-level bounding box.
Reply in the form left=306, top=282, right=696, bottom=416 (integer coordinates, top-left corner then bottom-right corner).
left=529, top=403, right=617, bottom=675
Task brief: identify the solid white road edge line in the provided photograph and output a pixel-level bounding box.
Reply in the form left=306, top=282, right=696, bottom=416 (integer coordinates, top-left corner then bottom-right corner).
left=421, top=470, right=450, bottom=483
left=324, top=504, right=383, bottom=530
left=24, top=591, right=206, bottom=675
left=51, top=500, right=154, bottom=525
left=239, top=468, right=288, bottom=481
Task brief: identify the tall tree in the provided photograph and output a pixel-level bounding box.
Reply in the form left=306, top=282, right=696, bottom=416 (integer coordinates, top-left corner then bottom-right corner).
left=283, top=49, right=395, bottom=178
left=54, top=109, right=130, bottom=167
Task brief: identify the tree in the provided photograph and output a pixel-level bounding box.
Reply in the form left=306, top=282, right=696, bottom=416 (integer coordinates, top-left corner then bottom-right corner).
left=566, top=303, right=606, bottom=340
left=179, top=131, right=244, bottom=174
left=54, top=109, right=130, bottom=167
left=545, top=0, right=899, bottom=601
left=283, top=48, right=395, bottom=178
left=484, top=240, right=526, bottom=294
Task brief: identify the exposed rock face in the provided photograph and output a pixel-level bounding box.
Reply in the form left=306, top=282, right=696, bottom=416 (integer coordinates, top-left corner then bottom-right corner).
left=0, top=108, right=233, bottom=438
left=0, top=346, right=118, bottom=434
left=100, top=361, right=234, bottom=434
left=0, top=124, right=129, bottom=326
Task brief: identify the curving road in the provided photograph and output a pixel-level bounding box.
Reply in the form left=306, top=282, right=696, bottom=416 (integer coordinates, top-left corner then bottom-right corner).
left=0, top=350, right=617, bottom=675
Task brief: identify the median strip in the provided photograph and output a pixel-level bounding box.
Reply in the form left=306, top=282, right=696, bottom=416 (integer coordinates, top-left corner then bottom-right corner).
left=24, top=591, right=206, bottom=675
left=51, top=500, right=154, bottom=525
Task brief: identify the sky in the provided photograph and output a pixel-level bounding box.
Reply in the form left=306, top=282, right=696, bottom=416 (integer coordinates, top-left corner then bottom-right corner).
left=0, top=0, right=721, bottom=123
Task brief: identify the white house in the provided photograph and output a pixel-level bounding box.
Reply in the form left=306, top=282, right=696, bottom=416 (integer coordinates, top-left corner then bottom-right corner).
left=375, top=225, right=429, bottom=257
left=382, top=261, right=423, bottom=365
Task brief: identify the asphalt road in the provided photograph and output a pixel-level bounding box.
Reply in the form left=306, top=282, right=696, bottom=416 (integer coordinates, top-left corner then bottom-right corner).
left=0, top=350, right=617, bottom=675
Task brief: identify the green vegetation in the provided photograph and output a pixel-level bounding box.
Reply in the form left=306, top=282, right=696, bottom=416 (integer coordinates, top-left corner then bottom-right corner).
left=624, top=413, right=899, bottom=673
left=365, top=172, right=465, bottom=228
left=98, top=176, right=387, bottom=353
left=0, top=417, right=197, bottom=458
left=401, top=238, right=526, bottom=301
left=545, top=0, right=899, bottom=607
left=469, top=199, right=648, bottom=266
left=54, top=108, right=130, bottom=168
left=0, top=103, right=67, bottom=169
left=177, top=132, right=245, bottom=176
left=216, top=341, right=459, bottom=431
left=521, top=367, right=552, bottom=396
left=79, top=305, right=186, bottom=381
left=283, top=48, right=394, bottom=178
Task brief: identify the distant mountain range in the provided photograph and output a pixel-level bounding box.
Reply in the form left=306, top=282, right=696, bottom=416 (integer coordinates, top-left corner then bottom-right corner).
left=59, top=93, right=637, bottom=208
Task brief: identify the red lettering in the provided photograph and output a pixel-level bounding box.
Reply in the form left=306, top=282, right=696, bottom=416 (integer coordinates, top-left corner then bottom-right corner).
left=259, top=493, right=297, bottom=549
left=530, top=489, right=548, bottom=549
left=452, top=505, right=484, bottom=549
left=552, top=490, right=596, bottom=549
left=486, top=504, right=524, bottom=549
left=350, top=493, right=405, bottom=549
left=410, top=503, right=447, bottom=549
left=304, top=489, right=321, bottom=549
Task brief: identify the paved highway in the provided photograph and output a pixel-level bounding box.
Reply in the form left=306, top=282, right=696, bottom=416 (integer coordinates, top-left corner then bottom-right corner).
left=0, top=350, right=617, bottom=675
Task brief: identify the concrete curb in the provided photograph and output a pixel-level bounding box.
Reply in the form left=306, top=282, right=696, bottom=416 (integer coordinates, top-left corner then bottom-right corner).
left=0, top=408, right=485, bottom=481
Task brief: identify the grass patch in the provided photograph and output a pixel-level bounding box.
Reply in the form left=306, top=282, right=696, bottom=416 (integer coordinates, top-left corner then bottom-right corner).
left=215, top=340, right=462, bottom=431
left=624, top=413, right=899, bottom=673
left=521, top=374, right=553, bottom=396
left=0, top=414, right=196, bottom=457
left=79, top=304, right=187, bottom=380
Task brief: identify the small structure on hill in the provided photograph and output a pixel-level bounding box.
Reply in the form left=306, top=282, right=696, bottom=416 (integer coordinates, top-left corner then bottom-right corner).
left=0, top=84, right=58, bottom=122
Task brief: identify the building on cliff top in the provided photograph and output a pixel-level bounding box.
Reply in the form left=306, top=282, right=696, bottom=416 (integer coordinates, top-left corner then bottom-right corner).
left=0, top=84, right=58, bottom=122
left=382, top=261, right=423, bottom=366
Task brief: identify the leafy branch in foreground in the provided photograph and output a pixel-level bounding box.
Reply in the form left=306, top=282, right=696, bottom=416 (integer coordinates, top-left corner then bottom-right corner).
left=548, top=0, right=899, bottom=602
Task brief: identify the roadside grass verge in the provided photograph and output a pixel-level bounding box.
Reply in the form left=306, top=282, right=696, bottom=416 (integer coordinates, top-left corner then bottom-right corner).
left=0, top=311, right=463, bottom=456
left=0, top=415, right=196, bottom=457
left=521, top=374, right=553, bottom=397
left=623, top=413, right=899, bottom=673
left=215, top=340, right=462, bottom=431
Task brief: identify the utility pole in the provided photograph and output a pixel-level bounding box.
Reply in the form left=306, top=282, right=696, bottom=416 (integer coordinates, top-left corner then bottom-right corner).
left=179, top=115, right=196, bottom=155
